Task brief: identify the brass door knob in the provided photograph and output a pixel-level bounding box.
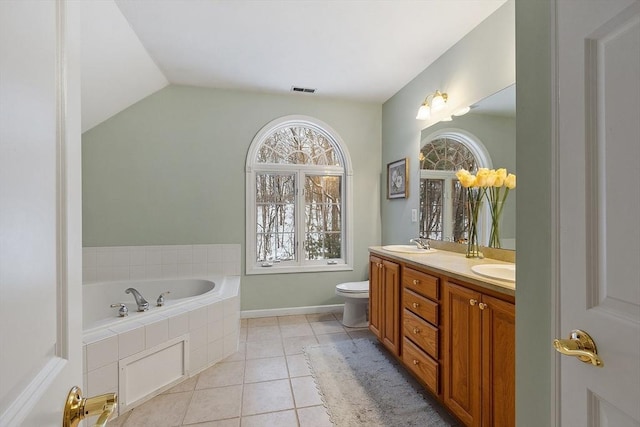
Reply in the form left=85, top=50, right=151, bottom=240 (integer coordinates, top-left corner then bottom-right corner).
left=413, top=279, right=419, bottom=285
left=63, top=386, right=117, bottom=427
left=469, top=299, right=478, bottom=306
left=412, top=302, right=419, bottom=309
left=553, top=329, right=603, bottom=367
left=413, top=327, right=420, bottom=334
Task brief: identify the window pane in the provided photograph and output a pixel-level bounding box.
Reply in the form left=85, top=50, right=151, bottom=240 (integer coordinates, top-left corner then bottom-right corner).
left=257, top=126, right=343, bottom=166
left=420, top=179, right=443, bottom=240
left=452, top=180, right=470, bottom=243
left=420, top=137, right=476, bottom=171
left=255, top=173, right=296, bottom=262
left=304, top=175, right=342, bottom=259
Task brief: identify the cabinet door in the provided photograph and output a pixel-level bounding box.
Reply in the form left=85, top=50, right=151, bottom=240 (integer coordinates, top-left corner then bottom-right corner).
left=443, top=282, right=482, bottom=427
left=368, top=255, right=383, bottom=339
left=381, top=259, right=400, bottom=355
left=481, top=295, right=515, bottom=427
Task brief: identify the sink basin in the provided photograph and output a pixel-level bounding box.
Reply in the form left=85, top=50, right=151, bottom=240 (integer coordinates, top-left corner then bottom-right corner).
left=471, top=264, right=516, bottom=282
left=381, top=245, right=437, bottom=254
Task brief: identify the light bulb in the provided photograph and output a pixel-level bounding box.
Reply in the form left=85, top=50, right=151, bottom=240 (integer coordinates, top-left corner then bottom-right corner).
left=453, top=106, right=471, bottom=116
left=416, top=103, right=431, bottom=120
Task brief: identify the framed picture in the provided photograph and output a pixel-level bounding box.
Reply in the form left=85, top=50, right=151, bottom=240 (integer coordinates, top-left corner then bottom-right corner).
left=387, top=158, right=408, bottom=199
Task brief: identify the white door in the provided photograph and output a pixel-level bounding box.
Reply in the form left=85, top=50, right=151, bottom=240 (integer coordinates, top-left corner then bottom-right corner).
left=556, top=0, right=640, bottom=425
left=0, top=1, right=84, bottom=426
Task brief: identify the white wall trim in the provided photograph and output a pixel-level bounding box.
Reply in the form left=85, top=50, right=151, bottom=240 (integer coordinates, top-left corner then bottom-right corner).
left=241, top=304, right=344, bottom=319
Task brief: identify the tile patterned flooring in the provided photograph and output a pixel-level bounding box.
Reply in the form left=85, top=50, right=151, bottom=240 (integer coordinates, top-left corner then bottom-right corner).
left=107, top=312, right=375, bottom=427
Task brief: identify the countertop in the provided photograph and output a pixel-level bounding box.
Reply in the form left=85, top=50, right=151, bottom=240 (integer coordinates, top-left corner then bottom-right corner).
left=369, top=246, right=515, bottom=297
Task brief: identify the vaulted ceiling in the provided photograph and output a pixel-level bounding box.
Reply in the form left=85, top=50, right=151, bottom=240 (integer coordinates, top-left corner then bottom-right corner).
left=81, top=0, right=507, bottom=132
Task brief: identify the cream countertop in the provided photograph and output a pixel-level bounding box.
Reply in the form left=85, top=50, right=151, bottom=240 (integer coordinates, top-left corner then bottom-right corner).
left=369, top=246, right=515, bottom=297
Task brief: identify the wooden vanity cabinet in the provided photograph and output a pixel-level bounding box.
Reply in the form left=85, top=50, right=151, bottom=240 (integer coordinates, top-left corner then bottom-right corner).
left=369, top=255, right=400, bottom=356
left=443, top=281, right=515, bottom=427
left=400, top=266, right=441, bottom=395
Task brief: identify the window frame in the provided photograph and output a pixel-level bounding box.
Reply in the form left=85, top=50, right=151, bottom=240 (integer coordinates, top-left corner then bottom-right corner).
left=419, top=129, right=493, bottom=244
left=245, top=115, right=353, bottom=275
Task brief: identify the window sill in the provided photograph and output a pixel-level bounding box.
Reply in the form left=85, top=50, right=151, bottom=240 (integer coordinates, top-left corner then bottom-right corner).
left=246, top=263, right=353, bottom=275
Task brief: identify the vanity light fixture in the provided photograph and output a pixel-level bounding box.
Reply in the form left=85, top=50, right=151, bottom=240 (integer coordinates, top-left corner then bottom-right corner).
left=453, top=106, right=471, bottom=116
left=416, top=90, right=448, bottom=120
left=441, top=116, right=453, bottom=122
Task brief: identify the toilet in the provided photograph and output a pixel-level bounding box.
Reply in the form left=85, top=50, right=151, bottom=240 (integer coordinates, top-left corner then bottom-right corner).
left=335, top=280, right=369, bottom=328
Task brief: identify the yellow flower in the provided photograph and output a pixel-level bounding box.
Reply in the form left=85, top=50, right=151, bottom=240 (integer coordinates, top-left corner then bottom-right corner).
left=485, top=169, right=498, bottom=187
left=456, top=169, right=476, bottom=188
left=475, top=168, right=491, bottom=187
left=505, top=173, right=516, bottom=189
left=494, top=168, right=507, bottom=187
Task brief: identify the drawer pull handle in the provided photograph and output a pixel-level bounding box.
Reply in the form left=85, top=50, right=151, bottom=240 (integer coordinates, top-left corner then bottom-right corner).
left=479, top=303, right=488, bottom=310
left=412, top=302, right=419, bottom=309
left=469, top=299, right=478, bottom=306
left=413, top=279, right=419, bottom=285
left=413, top=328, right=420, bottom=334
left=413, top=359, right=420, bottom=365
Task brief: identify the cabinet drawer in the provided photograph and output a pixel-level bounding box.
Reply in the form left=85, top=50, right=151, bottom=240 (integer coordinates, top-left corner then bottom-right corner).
left=402, top=337, right=439, bottom=394
left=402, top=309, right=438, bottom=358
left=403, top=267, right=439, bottom=300
left=403, top=288, right=439, bottom=325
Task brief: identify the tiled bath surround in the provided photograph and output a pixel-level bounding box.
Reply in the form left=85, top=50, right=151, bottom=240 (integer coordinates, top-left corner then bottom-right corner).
left=82, top=244, right=241, bottom=417
left=82, top=244, right=242, bottom=284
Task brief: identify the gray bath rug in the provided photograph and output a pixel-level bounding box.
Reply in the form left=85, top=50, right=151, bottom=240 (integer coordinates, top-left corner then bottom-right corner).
left=303, top=338, right=458, bottom=426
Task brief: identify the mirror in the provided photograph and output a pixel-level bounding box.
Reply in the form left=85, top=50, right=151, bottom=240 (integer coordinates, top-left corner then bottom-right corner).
left=418, top=85, right=516, bottom=250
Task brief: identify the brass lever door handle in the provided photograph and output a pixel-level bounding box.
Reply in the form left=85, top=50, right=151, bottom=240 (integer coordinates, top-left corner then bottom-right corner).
left=553, top=329, right=603, bottom=367
left=63, top=386, right=117, bottom=427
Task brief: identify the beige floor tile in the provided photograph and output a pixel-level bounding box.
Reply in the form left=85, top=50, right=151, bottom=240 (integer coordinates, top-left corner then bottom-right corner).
left=182, top=385, right=242, bottom=425
left=282, top=335, right=318, bottom=355
left=247, top=317, right=279, bottom=327
left=279, top=322, right=315, bottom=338
left=196, top=360, right=244, bottom=389
left=315, top=332, right=351, bottom=345
left=183, top=419, right=240, bottom=426
left=245, top=339, right=284, bottom=359
left=246, top=325, right=282, bottom=342
left=277, top=314, right=309, bottom=325
left=163, top=375, right=198, bottom=394
left=238, top=327, right=247, bottom=343
left=306, top=313, right=338, bottom=322
left=240, top=410, right=298, bottom=427
left=222, top=342, right=246, bottom=362
left=309, top=320, right=345, bottom=335
left=240, top=318, right=248, bottom=327
left=124, top=391, right=192, bottom=427
left=244, top=356, right=289, bottom=383
left=291, top=376, right=323, bottom=408
left=286, top=353, right=312, bottom=378
left=242, top=379, right=294, bottom=416
left=297, top=405, right=334, bottom=427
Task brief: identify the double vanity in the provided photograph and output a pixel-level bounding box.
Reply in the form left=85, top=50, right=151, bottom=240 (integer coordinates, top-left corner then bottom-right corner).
left=368, top=244, right=515, bottom=427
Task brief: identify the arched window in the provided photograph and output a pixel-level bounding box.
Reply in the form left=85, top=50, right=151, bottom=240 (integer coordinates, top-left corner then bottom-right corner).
left=245, top=115, right=353, bottom=274
left=419, top=129, right=491, bottom=243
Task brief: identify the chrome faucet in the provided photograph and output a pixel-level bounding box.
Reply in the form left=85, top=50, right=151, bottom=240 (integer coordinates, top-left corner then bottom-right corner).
left=125, top=288, right=149, bottom=312
left=409, top=237, right=431, bottom=250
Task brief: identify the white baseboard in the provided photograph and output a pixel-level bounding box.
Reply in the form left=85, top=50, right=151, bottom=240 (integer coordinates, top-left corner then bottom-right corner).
left=241, top=304, right=344, bottom=319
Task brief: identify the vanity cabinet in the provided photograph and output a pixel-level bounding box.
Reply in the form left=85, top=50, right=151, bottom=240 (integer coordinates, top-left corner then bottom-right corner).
left=369, top=255, right=400, bottom=356
left=442, top=281, right=515, bottom=427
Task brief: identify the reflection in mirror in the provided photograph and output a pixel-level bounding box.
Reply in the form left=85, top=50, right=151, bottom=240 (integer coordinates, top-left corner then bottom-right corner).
left=418, top=85, right=516, bottom=250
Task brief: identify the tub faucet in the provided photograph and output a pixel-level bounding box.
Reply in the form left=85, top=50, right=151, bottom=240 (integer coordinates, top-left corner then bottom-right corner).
left=125, top=288, right=149, bottom=312
left=409, top=237, right=430, bottom=250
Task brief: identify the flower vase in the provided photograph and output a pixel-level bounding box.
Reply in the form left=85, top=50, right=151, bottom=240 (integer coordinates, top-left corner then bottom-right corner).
left=488, top=201, right=503, bottom=249
left=466, top=190, right=482, bottom=258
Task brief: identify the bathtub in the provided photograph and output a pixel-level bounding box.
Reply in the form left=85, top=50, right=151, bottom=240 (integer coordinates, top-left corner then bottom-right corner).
left=82, top=275, right=240, bottom=416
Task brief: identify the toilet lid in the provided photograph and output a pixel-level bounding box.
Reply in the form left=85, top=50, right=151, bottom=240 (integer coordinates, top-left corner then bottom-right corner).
left=336, top=281, right=369, bottom=293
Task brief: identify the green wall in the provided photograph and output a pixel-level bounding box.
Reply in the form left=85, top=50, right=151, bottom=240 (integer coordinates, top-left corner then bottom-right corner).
left=82, top=85, right=382, bottom=310
left=515, top=0, right=554, bottom=424
left=381, top=0, right=515, bottom=245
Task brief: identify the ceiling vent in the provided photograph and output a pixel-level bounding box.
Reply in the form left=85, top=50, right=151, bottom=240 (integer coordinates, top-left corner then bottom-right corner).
left=291, top=86, right=316, bottom=94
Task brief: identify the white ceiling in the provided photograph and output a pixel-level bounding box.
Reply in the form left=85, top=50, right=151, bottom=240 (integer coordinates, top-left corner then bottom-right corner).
left=81, top=0, right=507, bottom=132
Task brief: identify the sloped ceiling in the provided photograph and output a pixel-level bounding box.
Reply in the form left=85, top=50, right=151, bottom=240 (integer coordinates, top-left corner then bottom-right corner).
left=81, top=1, right=168, bottom=132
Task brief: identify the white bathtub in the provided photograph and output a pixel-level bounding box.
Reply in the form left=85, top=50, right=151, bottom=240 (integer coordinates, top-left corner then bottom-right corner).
left=82, top=275, right=240, bottom=416
left=83, top=278, right=218, bottom=331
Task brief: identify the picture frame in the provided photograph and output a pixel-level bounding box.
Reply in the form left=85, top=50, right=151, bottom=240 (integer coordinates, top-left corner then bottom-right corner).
left=387, top=158, right=408, bottom=199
